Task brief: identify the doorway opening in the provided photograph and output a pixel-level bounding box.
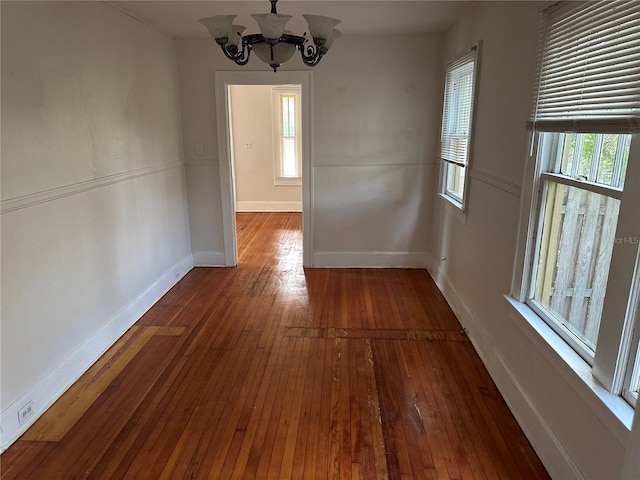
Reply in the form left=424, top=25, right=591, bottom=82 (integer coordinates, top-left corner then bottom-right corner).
left=228, top=85, right=303, bottom=214
left=214, top=71, right=313, bottom=267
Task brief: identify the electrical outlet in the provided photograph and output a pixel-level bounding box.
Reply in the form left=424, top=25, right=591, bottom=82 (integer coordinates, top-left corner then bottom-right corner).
left=194, top=143, right=204, bottom=156
left=17, top=401, right=34, bottom=425
left=244, top=140, right=253, bottom=149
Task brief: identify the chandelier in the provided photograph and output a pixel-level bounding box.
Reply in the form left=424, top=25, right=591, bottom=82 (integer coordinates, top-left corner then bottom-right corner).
left=199, top=0, right=341, bottom=72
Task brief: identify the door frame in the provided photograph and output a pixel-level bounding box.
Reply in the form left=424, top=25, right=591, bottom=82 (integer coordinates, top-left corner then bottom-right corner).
left=214, top=70, right=314, bottom=267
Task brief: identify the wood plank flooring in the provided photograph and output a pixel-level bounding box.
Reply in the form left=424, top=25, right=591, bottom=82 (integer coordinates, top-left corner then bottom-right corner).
left=1, top=212, right=550, bottom=479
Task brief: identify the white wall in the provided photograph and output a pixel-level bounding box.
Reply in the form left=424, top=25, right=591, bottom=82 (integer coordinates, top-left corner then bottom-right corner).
left=229, top=85, right=302, bottom=212
left=312, top=34, right=442, bottom=267
left=0, top=1, right=192, bottom=450
left=177, top=33, right=442, bottom=267
left=176, top=38, right=225, bottom=266
left=430, top=2, right=633, bottom=479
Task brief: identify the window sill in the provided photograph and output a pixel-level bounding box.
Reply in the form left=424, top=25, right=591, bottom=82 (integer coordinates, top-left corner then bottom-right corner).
left=438, top=193, right=467, bottom=224
left=505, top=295, right=633, bottom=443
left=274, top=177, right=302, bottom=187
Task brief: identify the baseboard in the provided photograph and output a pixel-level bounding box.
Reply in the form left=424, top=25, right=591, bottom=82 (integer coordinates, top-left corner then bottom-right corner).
left=0, top=254, right=194, bottom=453
left=426, top=260, right=583, bottom=480
left=236, top=201, right=302, bottom=212
left=192, top=250, right=227, bottom=267
left=312, top=251, right=429, bottom=268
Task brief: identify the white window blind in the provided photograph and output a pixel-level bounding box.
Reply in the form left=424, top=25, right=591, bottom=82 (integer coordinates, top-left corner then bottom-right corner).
left=528, top=0, right=640, bottom=133
left=440, top=49, right=477, bottom=167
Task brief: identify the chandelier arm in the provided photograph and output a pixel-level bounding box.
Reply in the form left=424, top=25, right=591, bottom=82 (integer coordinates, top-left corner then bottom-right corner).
left=220, top=44, right=238, bottom=61
left=233, top=46, right=251, bottom=66
left=243, top=33, right=266, bottom=45
left=281, top=33, right=306, bottom=47
left=299, top=42, right=327, bottom=67
left=217, top=40, right=252, bottom=65
left=301, top=53, right=321, bottom=67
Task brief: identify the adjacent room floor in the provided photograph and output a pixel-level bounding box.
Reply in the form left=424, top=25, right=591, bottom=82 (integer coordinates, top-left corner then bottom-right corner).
left=1, top=212, right=550, bottom=479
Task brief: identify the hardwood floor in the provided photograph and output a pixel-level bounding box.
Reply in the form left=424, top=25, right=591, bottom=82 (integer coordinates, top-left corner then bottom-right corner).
left=1, top=212, right=550, bottom=479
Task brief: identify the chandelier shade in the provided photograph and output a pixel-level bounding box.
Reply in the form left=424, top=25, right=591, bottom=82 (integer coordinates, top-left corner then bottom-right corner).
left=251, top=13, right=293, bottom=40
left=199, top=0, right=341, bottom=72
left=228, top=25, right=246, bottom=52
left=302, top=14, right=341, bottom=42
left=324, top=29, right=342, bottom=50
left=199, top=15, right=237, bottom=39
left=253, top=41, right=296, bottom=65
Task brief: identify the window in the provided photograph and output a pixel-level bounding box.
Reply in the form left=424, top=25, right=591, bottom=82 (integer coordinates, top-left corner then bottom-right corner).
left=273, top=86, right=302, bottom=185
left=528, top=132, right=631, bottom=359
left=440, top=47, right=478, bottom=209
left=513, top=0, right=640, bottom=405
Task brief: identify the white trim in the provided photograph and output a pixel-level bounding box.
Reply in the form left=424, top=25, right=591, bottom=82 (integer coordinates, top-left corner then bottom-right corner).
left=214, top=71, right=314, bottom=268
left=312, top=252, right=429, bottom=268
left=273, top=177, right=302, bottom=187
left=622, top=249, right=640, bottom=407
left=0, top=254, right=194, bottom=453
left=470, top=169, right=522, bottom=197
left=438, top=193, right=468, bottom=224
left=1, top=162, right=183, bottom=214
left=314, top=160, right=438, bottom=168
left=104, top=1, right=174, bottom=38
left=192, top=251, right=227, bottom=267
left=506, top=298, right=633, bottom=438
left=511, top=131, right=545, bottom=302
left=214, top=76, right=238, bottom=267
left=594, top=134, right=640, bottom=391
left=236, top=201, right=302, bottom=212
left=541, top=172, right=624, bottom=201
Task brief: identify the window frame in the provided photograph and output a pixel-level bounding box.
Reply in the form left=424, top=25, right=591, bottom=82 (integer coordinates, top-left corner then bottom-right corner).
left=622, top=251, right=640, bottom=407
left=524, top=132, right=628, bottom=364
left=512, top=131, right=640, bottom=404
left=272, top=86, right=302, bottom=186
left=439, top=44, right=480, bottom=211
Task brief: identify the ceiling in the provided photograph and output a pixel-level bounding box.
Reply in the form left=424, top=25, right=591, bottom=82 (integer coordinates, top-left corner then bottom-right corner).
left=108, top=1, right=478, bottom=38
